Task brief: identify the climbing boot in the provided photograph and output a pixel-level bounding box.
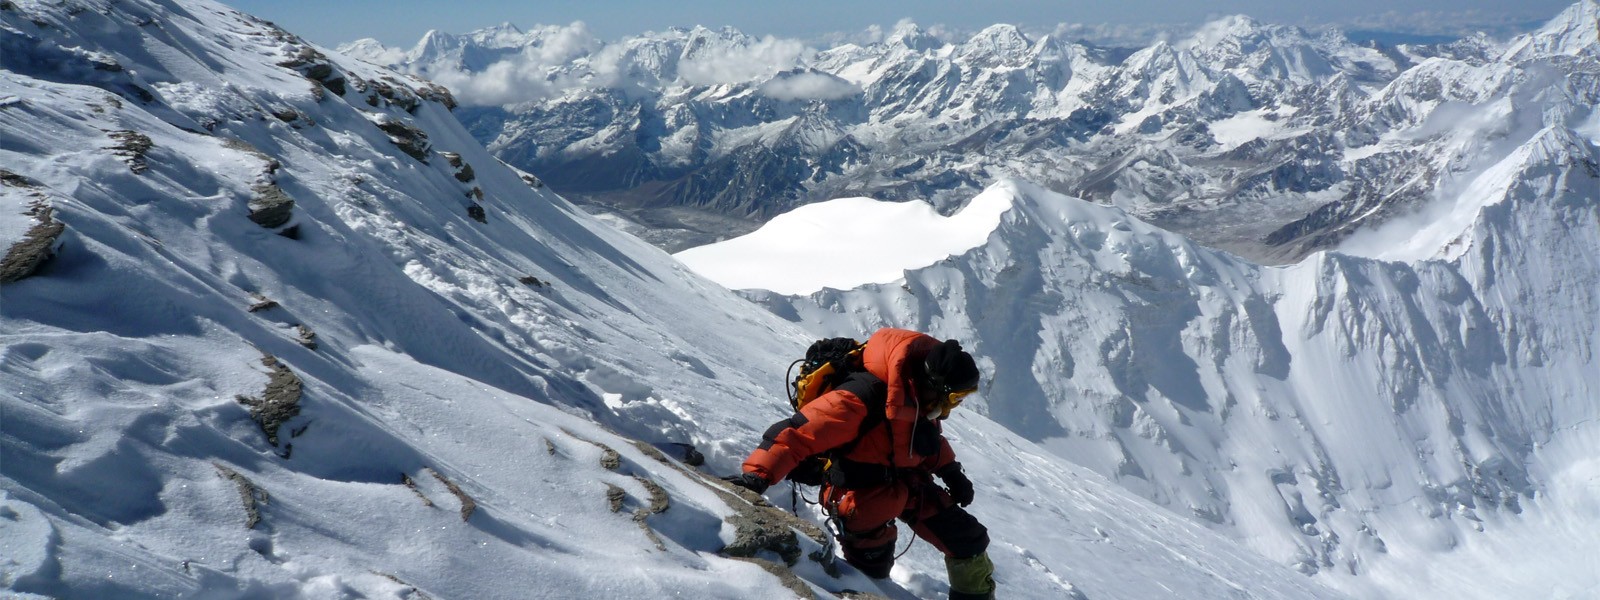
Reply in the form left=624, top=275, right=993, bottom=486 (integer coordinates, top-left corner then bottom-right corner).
left=843, top=543, right=895, bottom=579
left=946, top=552, right=996, bottom=599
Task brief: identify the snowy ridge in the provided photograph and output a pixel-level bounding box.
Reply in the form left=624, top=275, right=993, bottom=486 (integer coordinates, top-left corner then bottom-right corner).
left=353, top=3, right=1598, bottom=264
left=0, top=1, right=1345, bottom=598
left=737, top=113, right=1600, bottom=596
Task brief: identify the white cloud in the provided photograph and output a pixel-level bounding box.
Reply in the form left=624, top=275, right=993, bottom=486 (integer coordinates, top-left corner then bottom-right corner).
left=757, top=71, right=861, bottom=101
left=409, top=22, right=606, bottom=106
left=524, top=22, right=602, bottom=64
left=678, top=36, right=809, bottom=86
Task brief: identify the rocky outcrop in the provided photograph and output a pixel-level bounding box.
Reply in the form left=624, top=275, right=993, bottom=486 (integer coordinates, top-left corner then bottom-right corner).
left=214, top=463, right=269, bottom=529
left=247, top=184, right=295, bottom=228
left=1, top=202, right=65, bottom=283
left=425, top=467, right=476, bottom=521
left=246, top=293, right=278, bottom=312
left=294, top=324, right=317, bottom=349
left=442, top=151, right=475, bottom=182
left=235, top=354, right=302, bottom=447
left=374, top=118, right=430, bottom=162
left=264, top=22, right=353, bottom=100
left=107, top=130, right=151, bottom=173
left=416, top=82, right=457, bottom=110
left=627, top=439, right=833, bottom=572
left=369, top=79, right=421, bottom=113
left=401, top=472, right=434, bottom=507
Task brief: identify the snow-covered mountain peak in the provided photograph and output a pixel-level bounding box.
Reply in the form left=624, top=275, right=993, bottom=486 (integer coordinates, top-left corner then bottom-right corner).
left=8, top=0, right=1600, bottom=597
left=1178, top=14, right=1264, bottom=51
left=744, top=122, right=1600, bottom=597
left=1503, top=0, right=1600, bottom=60
left=474, top=21, right=526, bottom=41
left=886, top=20, right=941, bottom=52
left=0, top=2, right=1363, bottom=598
left=956, top=24, right=1033, bottom=65
left=1174, top=15, right=1341, bottom=84
left=412, top=28, right=458, bottom=56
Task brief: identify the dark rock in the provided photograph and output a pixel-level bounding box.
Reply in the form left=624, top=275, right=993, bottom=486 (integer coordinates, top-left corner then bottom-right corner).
left=440, top=151, right=476, bottom=182
left=372, top=80, right=421, bottom=112
left=1, top=204, right=65, bottom=283
left=598, top=444, right=622, bottom=470
left=622, top=437, right=831, bottom=578
left=713, top=472, right=828, bottom=568
left=276, top=224, right=300, bottom=240
left=402, top=473, right=435, bottom=507
left=248, top=184, right=295, bottom=228
left=247, top=293, right=278, bottom=312
left=302, top=63, right=334, bottom=81
left=123, top=84, right=155, bottom=103
left=426, top=468, right=476, bottom=521
left=417, top=83, right=458, bottom=110
left=0, top=169, right=39, bottom=188
left=606, top=483, right=626, bottom=512
left=726, top=558, right=813, bottom=598
left=274, top=46, right=322, bottom=70
left=295, top=324, right=317, bottom=349
left=235, top=354, right=302, bottom=447
left=518, top=275, right=544, bottom=287
left=634, top=476, right=670, bottom=514
left=89, top=56, right=122, bottom=72
left=375, top=119, right=430, bottom=162
left=467, top=204, right=486, bottom=223
left=214, top=463, right=269, bottom=529
left=107, top=130, right=152, bottom=173
left=219, top=138, right=280, bottom=174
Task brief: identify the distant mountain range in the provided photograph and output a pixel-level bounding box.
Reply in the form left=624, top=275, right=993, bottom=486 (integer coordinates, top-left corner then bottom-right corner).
left=5, top=1, right=1598, bottom=597
left=345, top=3, right=1598, bottom=260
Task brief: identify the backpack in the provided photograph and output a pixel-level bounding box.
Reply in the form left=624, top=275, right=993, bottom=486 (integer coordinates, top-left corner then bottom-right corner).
left=783, top=338, right=887, bottom=486
left=787, top=337, right=866, bottom=411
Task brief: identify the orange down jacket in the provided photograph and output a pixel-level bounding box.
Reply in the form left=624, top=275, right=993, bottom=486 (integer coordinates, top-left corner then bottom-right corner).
left=743, top=328, right=957, bottom=484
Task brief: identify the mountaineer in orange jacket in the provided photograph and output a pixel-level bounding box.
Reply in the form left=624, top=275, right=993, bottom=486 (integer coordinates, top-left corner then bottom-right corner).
left=728, top=328, right=996, bottom=600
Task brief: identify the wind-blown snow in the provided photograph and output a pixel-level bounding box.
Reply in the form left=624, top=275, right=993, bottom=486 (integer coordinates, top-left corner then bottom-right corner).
left=674, top=185, right=1013, bottom=294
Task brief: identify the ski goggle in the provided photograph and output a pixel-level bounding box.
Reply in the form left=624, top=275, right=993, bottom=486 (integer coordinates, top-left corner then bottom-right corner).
left=934, top=386, right=977, bottom=419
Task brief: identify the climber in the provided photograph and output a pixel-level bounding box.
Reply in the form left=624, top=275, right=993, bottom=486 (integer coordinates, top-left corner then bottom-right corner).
left=726, top=328, right=997, bottom=600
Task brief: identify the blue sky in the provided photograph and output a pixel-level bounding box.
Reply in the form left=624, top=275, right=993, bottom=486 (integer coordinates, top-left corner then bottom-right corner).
left=225, top=0, right=1576, bottom=47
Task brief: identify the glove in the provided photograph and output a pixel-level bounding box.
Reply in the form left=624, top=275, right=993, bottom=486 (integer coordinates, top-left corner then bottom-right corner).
left=937, top=463, right=975, bottom=507
left=722, top=472, right=770, bottom=494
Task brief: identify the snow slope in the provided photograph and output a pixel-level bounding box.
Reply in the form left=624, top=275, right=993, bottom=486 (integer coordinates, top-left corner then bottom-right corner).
left=727, top=146, right=1599, bottom=597
left=676, top=18, right=1600, bottom=596
left=0, top=1, right=1343, bottom=598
